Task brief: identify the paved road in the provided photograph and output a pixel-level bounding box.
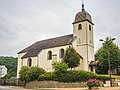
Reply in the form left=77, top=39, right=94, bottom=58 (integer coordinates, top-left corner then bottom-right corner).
left=0, top=86, right=30, bottom=90
left=0, top=86, right=120, bottom=90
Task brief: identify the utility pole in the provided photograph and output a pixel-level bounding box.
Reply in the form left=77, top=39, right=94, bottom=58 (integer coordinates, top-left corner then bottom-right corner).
left=99, top=37, right=115, bottom=87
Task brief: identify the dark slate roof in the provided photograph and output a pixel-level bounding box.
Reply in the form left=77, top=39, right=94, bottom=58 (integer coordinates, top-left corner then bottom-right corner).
left=73, top=10, right=94, bottom=25
left=89, top=61, right=99, bottom=66
left=18, top=34, right=73, bottom=59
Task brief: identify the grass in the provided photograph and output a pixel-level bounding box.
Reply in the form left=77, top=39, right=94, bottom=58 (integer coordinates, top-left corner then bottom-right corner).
left=99, top=74, right=120, bottom=79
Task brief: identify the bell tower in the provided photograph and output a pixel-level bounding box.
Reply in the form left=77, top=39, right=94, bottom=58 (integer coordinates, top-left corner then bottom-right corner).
left=73, top=1, right=94, bottom=71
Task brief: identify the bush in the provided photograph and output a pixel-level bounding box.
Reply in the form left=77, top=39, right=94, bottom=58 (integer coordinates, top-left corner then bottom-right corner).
left=58, top=70, right=97, bottom=82
left=38, top=70, right=109, bottom=83
left=19, top=66, right=46, bottom=85
left=54, top=70, right=109, bottom=83
left=28, top=66, right=46, bottom=81
left=97, top=75, right=109, bottom=83
left=87, top=79, right=101, bottom=89
left=38, top=72, right=55, bottom=81
left=52, top=61, right=68, bottom=81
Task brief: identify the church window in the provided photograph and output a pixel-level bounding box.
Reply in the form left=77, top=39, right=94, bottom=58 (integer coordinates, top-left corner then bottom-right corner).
left=47, top=51, right=52, bottom=60
left=78, top=24, right=82, bottom=30
left=28, top=58, right=32, bottom=66
left=89, top=25, right=91, bottom=31
left=59, top=49, right=64, bottom=58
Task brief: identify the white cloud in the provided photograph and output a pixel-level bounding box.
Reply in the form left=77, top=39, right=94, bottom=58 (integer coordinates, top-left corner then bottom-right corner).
left=0, top=0, right=120, bottom=56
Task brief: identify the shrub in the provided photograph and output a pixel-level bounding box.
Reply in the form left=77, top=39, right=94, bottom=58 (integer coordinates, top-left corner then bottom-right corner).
left=58, top=70, right=98, bottom=82
left=19, top=66, right=45, bottom=85
left=97, top=75, right=109, bottom=83
left=52, top=61, right=68, bottom=81
left=54, top=70, right=109, bottom=83
left=38, top=70, right=109, bottom=83
left=28, top=66, right=46, bottom=81
left=38, top=72, right=55, bottom=81
left=87, top=78, right=101, bottom=89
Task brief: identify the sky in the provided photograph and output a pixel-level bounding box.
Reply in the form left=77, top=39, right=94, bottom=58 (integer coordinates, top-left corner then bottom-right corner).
left=0, top=0, right=120, bottom=57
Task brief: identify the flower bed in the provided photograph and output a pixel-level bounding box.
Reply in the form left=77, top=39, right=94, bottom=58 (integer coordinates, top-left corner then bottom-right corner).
left=87, top=78, right=101, bottom=89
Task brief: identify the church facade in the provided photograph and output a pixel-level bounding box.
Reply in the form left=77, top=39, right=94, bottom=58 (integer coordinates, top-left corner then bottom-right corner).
left=17, top=3, right=97, bottom=78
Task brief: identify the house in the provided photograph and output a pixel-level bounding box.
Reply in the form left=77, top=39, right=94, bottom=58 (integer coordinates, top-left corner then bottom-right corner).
left=0, top=65, right=7, bottom=78
left=17, top=3, right=97, bottom=78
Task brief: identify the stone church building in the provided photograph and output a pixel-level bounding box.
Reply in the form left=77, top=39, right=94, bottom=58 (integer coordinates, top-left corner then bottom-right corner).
left=17, top=3, right=97, bottom=78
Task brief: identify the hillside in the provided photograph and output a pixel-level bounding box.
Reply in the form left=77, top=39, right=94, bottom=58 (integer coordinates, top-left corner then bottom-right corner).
left=0, top=56, right=17, bottom=78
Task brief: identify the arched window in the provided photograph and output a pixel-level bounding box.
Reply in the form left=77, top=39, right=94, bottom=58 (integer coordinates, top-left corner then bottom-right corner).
left=78, top=24, right=82, bottom=30
left=89, top=25, right=91, bottom=31
left=59, top=49, right=64, bottom=58
left=47, top=51, right=52, bottom=60
left=28, top=58, right=32, bottom=66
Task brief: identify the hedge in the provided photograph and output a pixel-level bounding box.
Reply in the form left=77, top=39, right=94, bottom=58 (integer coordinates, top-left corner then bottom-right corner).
left=38, top=70, right=109, bottom=82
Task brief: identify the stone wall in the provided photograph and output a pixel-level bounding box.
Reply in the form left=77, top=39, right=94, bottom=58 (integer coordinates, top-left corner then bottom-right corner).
left=25, top=81, right=87, bottom=89
left=0, top=78, right=25, bottom=86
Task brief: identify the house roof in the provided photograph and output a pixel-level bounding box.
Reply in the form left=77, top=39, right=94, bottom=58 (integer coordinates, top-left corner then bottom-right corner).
left=89, top=61, right=99, bottom=66
left=18, top=34, right=73, bottom=59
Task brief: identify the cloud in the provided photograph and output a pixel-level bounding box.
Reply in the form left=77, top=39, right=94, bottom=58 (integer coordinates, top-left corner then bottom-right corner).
left=0, top=0, right=120, bottom=56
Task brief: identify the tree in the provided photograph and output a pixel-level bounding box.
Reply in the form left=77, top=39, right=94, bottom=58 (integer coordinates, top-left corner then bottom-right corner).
left=95, top=37, right=120, bottom=74
left=0, top=56, right=17, bottom=78
left=52, top=61, right=68, bottom=81
left=63, top=46, right=80, bottom=69
left=19, top=66, right=30, bottom=85
left=19, top=66, right=45, bottom=85
left=52, top=61, right=68, bottom=74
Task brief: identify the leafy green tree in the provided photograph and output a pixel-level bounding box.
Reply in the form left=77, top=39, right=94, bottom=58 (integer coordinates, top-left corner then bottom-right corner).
left=52, top=61, right=68, bottom=74
left=63, top=46, right=80, bottom=69
left=52, top=61, right=68, bottom=81
left=0, top=56, right=17, bottom=78
left=95, top=37, right=120, bottom=74
left=19, top=66, right=30, bottom=85
left=19, top=66, right=45, bottom=85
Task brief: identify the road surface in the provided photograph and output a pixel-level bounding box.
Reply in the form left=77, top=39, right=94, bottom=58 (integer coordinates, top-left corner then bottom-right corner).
left=0, top=86, right=30, bottom=90
left=0, top=86, right=120, bottom=90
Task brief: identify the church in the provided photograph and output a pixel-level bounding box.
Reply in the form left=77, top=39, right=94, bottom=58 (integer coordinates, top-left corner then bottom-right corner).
left=17, top=2, right=97, bottom=78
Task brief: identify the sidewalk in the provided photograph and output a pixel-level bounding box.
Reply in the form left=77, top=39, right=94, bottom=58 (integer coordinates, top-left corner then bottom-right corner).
left=37, top=87, right=120, bottom=90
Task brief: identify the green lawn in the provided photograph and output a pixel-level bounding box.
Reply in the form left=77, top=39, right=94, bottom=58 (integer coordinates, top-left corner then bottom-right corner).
left=99, top=74, right=120, bottom=79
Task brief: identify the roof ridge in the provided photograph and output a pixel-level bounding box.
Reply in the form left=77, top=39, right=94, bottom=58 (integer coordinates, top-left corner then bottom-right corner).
left=36, top=34, right=73, bottom=43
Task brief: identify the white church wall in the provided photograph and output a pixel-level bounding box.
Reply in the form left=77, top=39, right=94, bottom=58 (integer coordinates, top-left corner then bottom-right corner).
left=17, top=53, right=38, bottom=78
left=22, top=57, right=38, bottom=66
left=17, top=52, right=26, bottom=78
left=38, top=45, right=71, bottom=72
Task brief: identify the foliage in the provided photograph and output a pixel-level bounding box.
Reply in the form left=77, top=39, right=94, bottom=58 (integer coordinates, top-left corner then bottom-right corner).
left=19, top=66, right=45, bottom=85
left=19, top=66, right=30, bottom=84
left=52, top=61, right=68, bottom=81
left=27, top=66, right=46, bottom=81
left=38, top=69, right=109, bottom=83
left=38, top=72, right=55, bottom=81
left=99, top=74, right=120, bottom=79
left=63, top=46, right=80, bottom=69
left=95, top=37, right=120, bottom=74
left=0, top=56, right=17, bottom=78
left=59, top=70, right=98, bottom=82
left=52, top=61, right=68, bottom=74
left=87, top=78, right=101, bottom=89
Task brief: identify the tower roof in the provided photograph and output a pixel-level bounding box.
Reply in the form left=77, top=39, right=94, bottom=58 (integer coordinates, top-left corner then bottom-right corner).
left=73, top=1, right=93, bottom=24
